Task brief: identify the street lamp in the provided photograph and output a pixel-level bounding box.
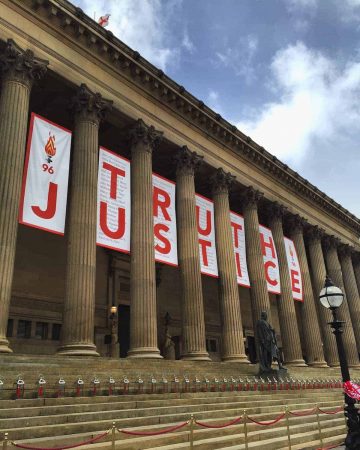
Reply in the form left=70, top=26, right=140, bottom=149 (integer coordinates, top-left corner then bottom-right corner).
left=319, top=275, right=360, bottom=449
left=109, top=305, right=118, bottom=358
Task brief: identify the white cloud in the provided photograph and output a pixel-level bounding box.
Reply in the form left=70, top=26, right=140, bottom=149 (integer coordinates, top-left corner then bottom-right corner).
left=237, top=42, right=360, bottom=166
left=76, top=0, right=182, bottom=71
left=182, top=29, right=195, bottom=53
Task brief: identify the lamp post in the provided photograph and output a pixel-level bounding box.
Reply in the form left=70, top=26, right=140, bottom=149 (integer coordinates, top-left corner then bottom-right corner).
left=319, top=275, right=360, bottom=449
left=109, top=305, right=118, bottom=358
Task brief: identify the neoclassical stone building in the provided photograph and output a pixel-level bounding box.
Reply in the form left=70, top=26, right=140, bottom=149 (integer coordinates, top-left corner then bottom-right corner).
left=1, top=0, right=360, bottom=368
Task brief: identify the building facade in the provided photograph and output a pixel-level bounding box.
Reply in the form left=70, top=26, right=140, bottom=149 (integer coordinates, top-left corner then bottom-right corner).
left=1, top=0, right=360, bottom=367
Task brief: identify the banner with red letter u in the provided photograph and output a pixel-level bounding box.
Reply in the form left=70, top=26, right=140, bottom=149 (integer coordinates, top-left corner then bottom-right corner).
left=19, top=113, right=72, bottom=235
left=96, top=147, right=131, bottom=253
left=153, top=174, right=178, bottom=266
left=259, top=225, right=281, bottom=294
left=196, top=194, right=218, bottom=277
left=284, top=237, right=303, bottom=301
left=230, top=212, right=250, bottom=287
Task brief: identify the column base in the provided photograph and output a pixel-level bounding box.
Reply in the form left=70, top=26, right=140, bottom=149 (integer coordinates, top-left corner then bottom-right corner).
left=328, top=362, right=340, bottom=368
left=222, top=354, right=250, bottom=363
left=0, top=338, right=12, bottom=353
left=308, top=361, right=329, bottom=368
left=57, top=343, right=99, bottom=357
left=349, top=363, right=360, bottom=368
left=181, top=351, right=211, bottom=361
left=127, top=347, right=163, bottom=359
left=285, top=359, right=307, bottom=367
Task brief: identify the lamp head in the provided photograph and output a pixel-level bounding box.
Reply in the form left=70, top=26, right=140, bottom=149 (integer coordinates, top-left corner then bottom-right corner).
left=319, top=275, right=344, bottom=309
left=110, top=305, right=117, bottom=315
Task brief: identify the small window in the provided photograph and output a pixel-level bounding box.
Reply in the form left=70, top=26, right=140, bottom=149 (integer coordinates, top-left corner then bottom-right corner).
left=35, top=322, right=48, bottom=340
left=6, top=319, right=13, bottom=338
left=17, top=320, right=31, bottom=339
left=52, top=324, right=61, bottom=341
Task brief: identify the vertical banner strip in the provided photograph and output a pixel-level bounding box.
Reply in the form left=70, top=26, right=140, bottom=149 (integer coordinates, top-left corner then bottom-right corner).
left=96, top=147, right=131, bottom=253
left=284, top=237, right=303, bottom=301
left=153, top=173, right=178, bottom=266
left=19, top=113, right=72, bottom=235
left=195, top=194, right=218, bottom=277
left=259, top=224, right=281, bottom=294
left=230, top=211, right=250, bottom=287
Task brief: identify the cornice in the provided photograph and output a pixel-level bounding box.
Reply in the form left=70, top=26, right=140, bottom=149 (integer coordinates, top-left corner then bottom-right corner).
left=9, top=0, right=360, bottom=235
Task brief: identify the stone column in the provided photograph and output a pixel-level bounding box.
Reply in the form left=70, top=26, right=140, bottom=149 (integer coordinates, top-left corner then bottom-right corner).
left=0, top=40, right=48, bottom=353
left=212, top=168, right=248, bottom=362
left=339, top=245, right=360, bottom=355
left=58, top=84, right=111, bottom=356
left=306, top=226, right=338, bottom=366
left=175, top=146, right=210, bottom=360
left=127, top=119, right=162, bottom=358
left=267, top=203, right=305, bottom=366
left=323, top=236, right=359, bottom=367
left=242, top=187, right=271, bottom=334
left=288, top=216, right=327, bottom=367
left=352, top=254, right=360, bottom=297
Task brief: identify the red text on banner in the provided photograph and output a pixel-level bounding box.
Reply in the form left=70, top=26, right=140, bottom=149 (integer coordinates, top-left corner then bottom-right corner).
left=259, top=225, right=281, bottom=294
left=230, top=212, right=250, bottom=287
left=196, top=194, right=218, bottom=277
left=19, top=113, right=72, bottom=235
left=284, top=237, right=303, bottom=301
left=96, top=147, right=131, bottom=253
left=153, top=174, right=178, bottom=266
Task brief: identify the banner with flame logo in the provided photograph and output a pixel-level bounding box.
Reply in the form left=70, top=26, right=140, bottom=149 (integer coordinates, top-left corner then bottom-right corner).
left=19, top=113, right=72, bottom=234
left=284, top=237, right=303, bottom=301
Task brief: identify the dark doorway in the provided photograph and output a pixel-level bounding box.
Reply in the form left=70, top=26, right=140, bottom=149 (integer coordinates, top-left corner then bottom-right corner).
left=172, top=335, right=181, bottom=360
left=246, top=336, right=257, bottom=364
left=118, top=304, right=130, bottom=358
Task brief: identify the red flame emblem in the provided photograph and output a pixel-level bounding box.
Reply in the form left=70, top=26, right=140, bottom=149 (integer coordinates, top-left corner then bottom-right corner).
left=45, top=132, right=56, bottom=163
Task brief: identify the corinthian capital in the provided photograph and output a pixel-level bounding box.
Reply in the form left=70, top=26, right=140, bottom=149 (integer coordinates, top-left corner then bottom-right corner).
left=338, top=243, right=353, bottom=259
left=70, top=84, right=113, bottom=125
left=0, top=39, right=48, bottom=87
left=322, top=235, right=341, bottom=251
left=241, top=186, right=263, bottom=210
left=264, top=201, right=287, bottom=225
left=129, top=119, right=163, bottom=154
left=288, top=214, right=307, bottom=233
left=174, top=146, right=203, bottom=176
left=211, top=168, right=235, bottom=195
left=306, top=225, right=325, bottom=242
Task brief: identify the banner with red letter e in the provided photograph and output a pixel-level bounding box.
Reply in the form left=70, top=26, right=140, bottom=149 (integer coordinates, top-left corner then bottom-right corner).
left=230, top=212, right=250, bottom=287
left=96, top=147, right=131, bottom=253
left=284, top=237, right=303, bottom=301
left=19, top=113, right=72, bottom=234
left=153, top=174, right=178, bottom=266
left=259, top=225, right=281, bottom=294
left=196, top=194, right=218, bottom=277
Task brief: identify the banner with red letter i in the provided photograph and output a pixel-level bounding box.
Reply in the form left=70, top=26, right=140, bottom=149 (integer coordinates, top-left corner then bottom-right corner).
left=19, top=113, right=72, bottom=235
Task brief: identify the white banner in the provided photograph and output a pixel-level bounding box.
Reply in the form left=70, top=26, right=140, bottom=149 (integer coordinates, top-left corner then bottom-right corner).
left=196, top=194, right=218, bottom=277
left=259, top=225, right=281, bottom=294
left=96, top=147, right=131, bottom=253
left=153, top=174, right=178, bottom=266
left=230, top=212, right=250, bottom=287
left=284, top=237, right=303, bottom=301
left=19, top=113, right=72, bottom=235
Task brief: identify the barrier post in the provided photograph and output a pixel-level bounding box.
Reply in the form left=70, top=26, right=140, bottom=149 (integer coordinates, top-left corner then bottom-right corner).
left=111, top=422, right=116, bottom=450
left=243, top=410, right=248, bottom=450
left=285, top=406, right=291, bottom=449
left=189, top=414, right=194, bottom=450
left=2, top=432, right=8, bottom=450
left=316, top=405, right=323, bottom=448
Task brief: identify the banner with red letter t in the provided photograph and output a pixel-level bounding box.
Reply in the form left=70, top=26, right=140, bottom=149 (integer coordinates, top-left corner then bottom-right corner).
left=284, top=237, right=303, bottom=301
left=96, top=147, right=131, bottom=252
left=230, top=212, right=250, bottom=287
left=196, top=194, right=218, bottom=277
left=19, top=113, right=72, bottom=234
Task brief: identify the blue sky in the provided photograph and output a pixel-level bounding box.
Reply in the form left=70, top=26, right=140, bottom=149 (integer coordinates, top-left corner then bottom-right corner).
left=74, top=0, right=360, bottom=218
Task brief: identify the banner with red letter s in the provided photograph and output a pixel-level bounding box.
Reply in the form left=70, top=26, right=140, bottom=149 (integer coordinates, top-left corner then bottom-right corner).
left=196, top=194, right=218, bottom=277
left=19, top=113, right=72, bottom=235
left=284, top=237, right=303, bottom=301
left=259, top=225, right=281, bottom=294
left=153, top=174, right=178, bottom=266
left=230, top=212, right=250, bottom=287
left=96, top=147, right=131, bottom=253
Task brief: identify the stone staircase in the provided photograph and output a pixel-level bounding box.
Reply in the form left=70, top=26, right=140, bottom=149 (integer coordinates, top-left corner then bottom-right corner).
left=0, top=355, right=356, bottom=449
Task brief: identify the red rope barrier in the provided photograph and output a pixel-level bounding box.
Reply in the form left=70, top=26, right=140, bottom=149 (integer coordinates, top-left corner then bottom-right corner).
left=316, top=443, right=344, bottom=450
left=247, top=412, right=286, bottom=426
left=11, top=430, right=110, bottom=450
left=118, top=421, right=189, bottom=436
left=317, top=406, right=343, bottom=415
left=195, top=416, right=242, bottom=429
left=289, top=407, right=317, bottom=417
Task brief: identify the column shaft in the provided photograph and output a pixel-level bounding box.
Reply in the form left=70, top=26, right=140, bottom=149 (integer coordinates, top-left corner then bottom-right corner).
left=268, top=204, right=305, bottom=366
left=128, top=119, right=162, bottom=358
left=0, top=40, right=48, bottom=353
left=323, top=237, right=359, bottom=367
left=175, top=147, right=209, bottom=360
left=212, top=169, right=248, bottom=362
left=289, top=218, right=327, bottom=367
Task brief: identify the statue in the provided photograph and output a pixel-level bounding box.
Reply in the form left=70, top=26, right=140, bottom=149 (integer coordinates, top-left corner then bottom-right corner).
left=162, top=312, right=175, bottom=360
left=256, top=311, right=284, bottom=374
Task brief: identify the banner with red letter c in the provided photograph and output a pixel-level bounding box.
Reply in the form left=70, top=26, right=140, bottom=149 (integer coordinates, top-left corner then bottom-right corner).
left=259, top=224, right=281, bottom=294
left=19, top=113, right=72, bottom=235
